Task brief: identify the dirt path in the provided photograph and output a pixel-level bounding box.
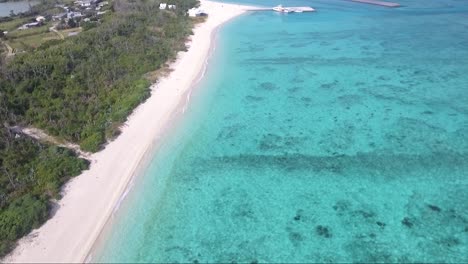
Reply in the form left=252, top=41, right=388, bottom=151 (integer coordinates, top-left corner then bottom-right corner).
left=1, top=41, right=14, bottom=57
left=9, top=125, right=91, bottom=159
left=50, top=25, right=65, bottom=40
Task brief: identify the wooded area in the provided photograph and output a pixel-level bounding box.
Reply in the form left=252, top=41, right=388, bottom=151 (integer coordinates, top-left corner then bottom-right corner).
left=0, top=0, right=198, bottom=256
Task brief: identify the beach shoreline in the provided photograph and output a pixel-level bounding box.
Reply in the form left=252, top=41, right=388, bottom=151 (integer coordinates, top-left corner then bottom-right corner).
left=85, top=12, right=245, bottom=262
left=4, top=1, right=249, bottom=262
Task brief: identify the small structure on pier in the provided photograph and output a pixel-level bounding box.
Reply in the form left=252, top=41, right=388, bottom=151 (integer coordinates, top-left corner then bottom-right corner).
left=351, top=0, right=401, bottom=7
left=248, top=5, right=316, bottom=13
left=188, top=7, right=207, bottom=17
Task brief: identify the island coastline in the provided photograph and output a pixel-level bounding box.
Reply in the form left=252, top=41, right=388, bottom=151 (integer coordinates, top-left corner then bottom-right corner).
left=4, top=1, right=250, bottom=262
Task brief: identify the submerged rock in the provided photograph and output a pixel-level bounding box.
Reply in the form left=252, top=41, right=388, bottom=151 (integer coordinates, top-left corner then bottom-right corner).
left=427, top=204, right=442, bottom=212
left=401, top=217, right=413, bottom=228
left=376, top=221, right=386, bottom=228
left=316, top=225, right=333, bottom=238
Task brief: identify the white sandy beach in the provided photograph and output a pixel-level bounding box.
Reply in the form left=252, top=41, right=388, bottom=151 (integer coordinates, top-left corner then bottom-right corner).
left=4, top=1, right=249, bottom=262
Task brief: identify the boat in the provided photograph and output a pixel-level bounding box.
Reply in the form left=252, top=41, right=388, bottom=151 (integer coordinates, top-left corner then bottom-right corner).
left=273, top=5, right=292, bottom=13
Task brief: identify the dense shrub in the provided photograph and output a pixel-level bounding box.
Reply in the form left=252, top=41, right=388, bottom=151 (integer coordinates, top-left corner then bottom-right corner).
left=0, top=194, right=48, bottom=256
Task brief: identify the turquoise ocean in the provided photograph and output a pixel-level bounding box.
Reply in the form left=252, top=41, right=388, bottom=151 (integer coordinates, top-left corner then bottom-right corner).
left=95, top=0, right=468, bottom=262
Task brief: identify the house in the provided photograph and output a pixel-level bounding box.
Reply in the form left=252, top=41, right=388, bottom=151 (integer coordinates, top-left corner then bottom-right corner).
left=36, top=16, right=46, bottom=22
left=159, top=3, right=167, bottom=9
left=52, top=13, right=67, bottom=21
left=188, top=8, right=198, bottom=17
left=18, top=22, right=42, bottom=30
left=168, top=4, right=176, bottom=9
left=98, top=1, right=108, bottom=7
left=67, top=11, right=83, bottom=19
left=188, top=8, right=205, bottom=17
left=75, top=0, right=92, bottom=7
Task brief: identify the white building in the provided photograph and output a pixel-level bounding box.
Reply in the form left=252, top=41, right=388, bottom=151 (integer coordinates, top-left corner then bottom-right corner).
left=52, top=13, right=67, bottom=21
left=75, top=0, right=92, bottom=7
left=36, top=16, right=46, bottom=22
left=188, top=7, right=200, bottom=17
left=18, top=22, right=41, bottom=30
left=159, top=3, right=167, bottom=9
left=67, top=11, right=83, bottom=19
left=168, top=4, right=176, bottom=9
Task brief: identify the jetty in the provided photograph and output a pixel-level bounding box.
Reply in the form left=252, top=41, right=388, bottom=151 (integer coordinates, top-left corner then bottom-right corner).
left=247, top=6, right=316, bottom=13
left=288, top=6, right=315, bottom=12
left=351, top=0, right=401, bottom=7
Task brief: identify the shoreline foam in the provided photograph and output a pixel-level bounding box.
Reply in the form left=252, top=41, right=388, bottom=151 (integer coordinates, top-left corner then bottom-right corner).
left=4, top=1, right=249, bottom=262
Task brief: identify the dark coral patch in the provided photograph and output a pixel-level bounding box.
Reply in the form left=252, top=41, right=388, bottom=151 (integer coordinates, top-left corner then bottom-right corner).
left=245, top=95, right=264, bottom=102
left=427, top=204, right=441, bottom=212
left=401, top=217, right=413, bottom=228
left=288, top=87, right=302, bottom=93
left=333, top=200, right=351, bottom=213
left=353, top=210, right=376, bottom=219
left=376, top=221, right=386, bottom=228
left=440, top=237, right=460, bottom=248
left=293, top=209, right=303, bottom=221
left=259, top=82, right=278, bottom=91
left=316, top=225, right=332, bottom=238
left=320, top=80, right=338, bottom=89
left=288, top=231, right=304, bottom=247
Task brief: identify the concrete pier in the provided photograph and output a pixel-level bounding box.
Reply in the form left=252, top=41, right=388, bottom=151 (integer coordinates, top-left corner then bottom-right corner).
left=351, top=0, right=401, bottom=7
left=247, top=6, right=316, bottom=12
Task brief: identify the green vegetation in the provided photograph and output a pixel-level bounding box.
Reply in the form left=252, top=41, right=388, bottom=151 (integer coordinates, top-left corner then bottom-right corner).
left=2, top=23, right=57, bottom=51
left=0, top=17, right=30, bottom=31
left=0, top=0, right=65, bottom=52
left=2, top=0, right=198, bottom=152
left=0, top=0, right=198, bottom=257
left=0, top=129, right=89, bottom=255
left=6, top=24, right=49, bottom=38
left=7, top=31, right=60, bottom=50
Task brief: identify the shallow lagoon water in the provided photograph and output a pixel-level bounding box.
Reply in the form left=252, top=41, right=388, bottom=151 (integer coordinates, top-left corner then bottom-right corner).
left=96, top=0, right=468, bottom=262
left=0, top=1, right=36, bottom=17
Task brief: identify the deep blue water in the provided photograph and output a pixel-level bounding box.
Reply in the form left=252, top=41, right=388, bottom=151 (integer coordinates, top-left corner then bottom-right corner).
left=95, top=0, right=468, bottom=262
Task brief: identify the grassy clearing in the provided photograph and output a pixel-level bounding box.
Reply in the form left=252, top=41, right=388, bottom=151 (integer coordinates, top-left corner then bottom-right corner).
left=4, top=24, right=83, bottom=53
left=8, top=32, right=60, bottom=50
left=5, top=40, right=25, bottom=52
left=0, top=17, right=31, bottom=31
left=6, top=23, right=51, bottom=39
left=6, top=30, right=61, bottom=52
left=3, top=21, right=72, bottom=52
left=59, top=27, right=83, bottom=37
